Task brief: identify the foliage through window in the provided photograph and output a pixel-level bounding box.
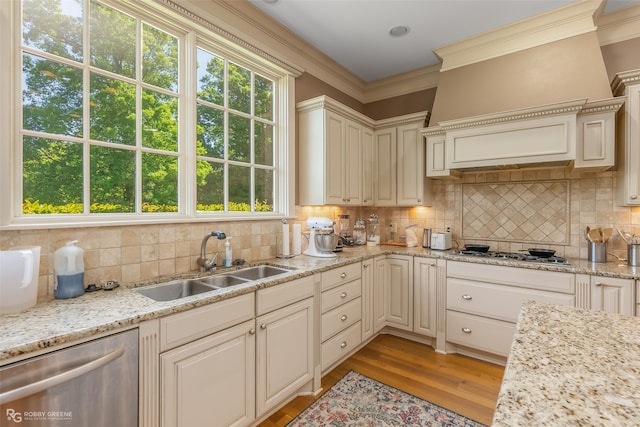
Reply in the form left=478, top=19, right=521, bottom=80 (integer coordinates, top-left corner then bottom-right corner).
left=19, top=0, right=277, bottom=217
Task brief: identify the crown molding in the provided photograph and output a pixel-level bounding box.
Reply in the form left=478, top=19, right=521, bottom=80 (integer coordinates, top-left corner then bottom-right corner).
left=433, top=0, right=601, bottom=72
left=596, top=3, right=640, bottom=46
left=362, top=64, right=440, bottom=103
left=611, top=68, right=640, bottom=95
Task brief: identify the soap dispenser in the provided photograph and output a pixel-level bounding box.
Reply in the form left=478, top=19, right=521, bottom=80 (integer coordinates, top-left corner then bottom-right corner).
left=224, top=237, right=233, bottom=267
left=54, top=240, right=85, bottom=299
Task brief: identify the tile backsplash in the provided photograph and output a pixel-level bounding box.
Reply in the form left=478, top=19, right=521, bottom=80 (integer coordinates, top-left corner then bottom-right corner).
left=2, top=168, right=640, bottom=298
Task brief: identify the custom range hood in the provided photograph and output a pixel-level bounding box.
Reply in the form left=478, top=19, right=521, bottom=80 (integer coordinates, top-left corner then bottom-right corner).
left=422, top=0, right=624, bottom=177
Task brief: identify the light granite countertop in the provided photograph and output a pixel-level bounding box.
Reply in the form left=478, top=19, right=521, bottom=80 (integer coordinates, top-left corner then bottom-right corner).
left=1, top=246, right=639, bottom=364
left=493, top=300, right=640, bottom=426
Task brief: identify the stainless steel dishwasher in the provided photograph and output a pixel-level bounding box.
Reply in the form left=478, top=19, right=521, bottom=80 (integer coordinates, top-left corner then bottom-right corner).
left=0, top=329, right=138, bottom=426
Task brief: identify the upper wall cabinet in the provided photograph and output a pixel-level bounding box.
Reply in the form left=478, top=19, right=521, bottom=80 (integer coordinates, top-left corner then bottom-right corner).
left=298, top=96, right=375, bottom=206
left=374, top=113, right=432, bottom=206
left=612, top=69, right=640, bottom=206
left=421, top=98, right=623, bottom=178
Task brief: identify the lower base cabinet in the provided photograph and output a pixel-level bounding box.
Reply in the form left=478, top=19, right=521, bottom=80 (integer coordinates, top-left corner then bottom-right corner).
left=161, top=320, right=255, bottom=427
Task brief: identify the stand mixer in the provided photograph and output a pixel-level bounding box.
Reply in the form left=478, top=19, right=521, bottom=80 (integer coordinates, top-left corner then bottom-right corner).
left=303, top=217, right=337, bottom=258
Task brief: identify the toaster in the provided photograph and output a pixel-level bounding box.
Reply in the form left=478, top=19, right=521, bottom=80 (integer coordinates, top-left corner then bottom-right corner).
left=430, top=232, right=452, bottom=250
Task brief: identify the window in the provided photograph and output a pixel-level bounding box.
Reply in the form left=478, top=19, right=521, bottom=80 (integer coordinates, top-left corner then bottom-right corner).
left=8, top=0, right=288, bottom=226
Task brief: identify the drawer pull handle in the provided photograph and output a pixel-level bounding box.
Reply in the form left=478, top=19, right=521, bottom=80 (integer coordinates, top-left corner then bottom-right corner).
left=260, top=324, right=267, bottom=329
left=340, top=272, right=347, bottom=279
left=461, top=327, right=472, bottom=334
left=462, top=294, right=472, bottom=300
left=341, top=314, right=348, bottom=321
left=340, top=341, right=347, bottom=349
left=341, top=292, right=348, bottom=299
left=595, top=282, right=603, bottom=287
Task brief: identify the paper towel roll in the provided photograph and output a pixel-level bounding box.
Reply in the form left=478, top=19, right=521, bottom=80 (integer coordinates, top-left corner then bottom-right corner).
left=282, top=222, right=290, bottom=256
left=292, top=224, right=301, bottom=255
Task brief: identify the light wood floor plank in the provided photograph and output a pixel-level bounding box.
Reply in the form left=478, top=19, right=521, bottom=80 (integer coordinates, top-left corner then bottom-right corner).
left=257, top=334, right=505, bottom=426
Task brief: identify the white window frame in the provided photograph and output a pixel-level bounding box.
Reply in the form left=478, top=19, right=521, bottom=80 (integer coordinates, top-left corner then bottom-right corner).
left=0, top=0, right=295, bottom=230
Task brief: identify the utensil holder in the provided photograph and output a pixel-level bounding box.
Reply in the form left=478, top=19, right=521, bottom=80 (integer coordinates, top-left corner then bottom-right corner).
left=628, top=244, right=640, bottom=267
left=588, top=242, right=607, bottom=263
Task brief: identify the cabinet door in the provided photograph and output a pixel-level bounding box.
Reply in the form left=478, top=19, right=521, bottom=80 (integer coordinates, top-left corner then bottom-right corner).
left=325, top=110, right=346, bottom=205
left=374, top=128, right=396, bottom=206
left=396, top=123, right=424, bottom=205
left=386, top=255, right=413, bottom=331
left=621, top=83, right=640, bottom=205
left=256, top=297, right=314, bottom=416
left=362, top=127, right=375, bottom=206
left=344, top=119, right=363, bottom=204
left=373, top=256, right=387, bottom=333
left=361, top=259, right=375, bottom=341
left=591, top=276, right=634, bottom=316
left=413, top=257, right=437, bottom=337
left=160, top=320, right=255, bottom=427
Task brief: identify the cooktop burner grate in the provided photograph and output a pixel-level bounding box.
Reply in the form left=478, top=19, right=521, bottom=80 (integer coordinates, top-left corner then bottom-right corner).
left=451, top=250, right=570, bottom=265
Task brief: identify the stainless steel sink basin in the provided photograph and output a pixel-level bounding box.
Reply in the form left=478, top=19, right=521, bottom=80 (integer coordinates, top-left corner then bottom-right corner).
left=198, top=275, right=249, bottom=288
left=134, top=279, right=217, bottom=301
left=227, top=265, right=291, bottom=280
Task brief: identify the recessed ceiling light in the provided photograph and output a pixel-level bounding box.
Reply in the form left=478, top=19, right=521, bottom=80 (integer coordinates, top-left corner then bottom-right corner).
left=389, top=25, right=410, bottom=37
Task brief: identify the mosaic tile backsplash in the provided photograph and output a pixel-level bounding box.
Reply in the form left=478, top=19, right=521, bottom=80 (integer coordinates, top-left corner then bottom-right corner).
left=462, top=180, right=570, bottom=245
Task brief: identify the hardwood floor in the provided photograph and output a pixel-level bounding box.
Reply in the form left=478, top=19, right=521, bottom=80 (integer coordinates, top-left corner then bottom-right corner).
left=258, top=334, right=505, bottom=426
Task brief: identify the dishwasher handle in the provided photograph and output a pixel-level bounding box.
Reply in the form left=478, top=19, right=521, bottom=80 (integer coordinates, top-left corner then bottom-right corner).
left=0, top=348, right=124, bottom=405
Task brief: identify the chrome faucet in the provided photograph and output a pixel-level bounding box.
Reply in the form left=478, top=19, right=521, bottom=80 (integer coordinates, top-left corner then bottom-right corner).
left=197, top=231, right=226, bottom=272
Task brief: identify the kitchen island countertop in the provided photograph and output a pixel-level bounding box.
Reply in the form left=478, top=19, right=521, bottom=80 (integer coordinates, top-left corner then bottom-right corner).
left=493, top=300, right=640, bottom=426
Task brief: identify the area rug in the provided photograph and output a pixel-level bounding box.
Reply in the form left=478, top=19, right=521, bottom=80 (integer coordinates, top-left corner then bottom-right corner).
left=287, top=370, right=486, bottom=427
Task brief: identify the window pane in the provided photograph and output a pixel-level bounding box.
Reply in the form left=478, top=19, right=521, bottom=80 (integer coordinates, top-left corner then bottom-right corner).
left=229, top=113, right=250, bottom=162
left=228, top=164, right=250, bottom=211
left=142, top=89, right=178, bottom=151
left=23, top=54, right=83, bottom=137
left=90, top=73, right=136, bottom=145
left=255, top=74, right=273, bottom=120
left=254, top=122, right=273, bottom=166
left=197, top=104, right=224, bottom=159
left=142, top=153, right=178, bottom=212
left=22, top=0, right=83, bottom=62
left=228, top=62, right=250, bottom=113
left=143, top=23, right=178, bottom=92
left=197, top=160, right=223, bottom=211
left=90, top=146, right=135, bottom=212
left=197, top=48, right=224, bottom=106
left=89, top=1, right=135, bottom=78
left=23, top=137, right=82, bottom=214
left=254, top=168, right=273, bottom=212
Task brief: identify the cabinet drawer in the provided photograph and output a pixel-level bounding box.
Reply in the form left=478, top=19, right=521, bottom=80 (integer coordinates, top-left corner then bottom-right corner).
left=321, top=321, right=362, bottom=370
left=321, top=297, right=362, bottom=341
left=321, top=263, right=361, bottom=291
left=257, top=276, right=314, bottom=316
left=321, top=279, right=361, bottom=313
left=447, top=261, right=575, bottom=293
left=447, top=278, right=574, bottom=322
left=160, top=293, right=255, bottom=352
left=446, top=310, right=515, bottom=357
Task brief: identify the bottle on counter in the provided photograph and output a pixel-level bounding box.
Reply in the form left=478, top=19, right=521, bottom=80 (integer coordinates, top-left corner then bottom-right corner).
left=54, top=240, right=85, bottom=299
left=224, top=237, right=233, bottom=268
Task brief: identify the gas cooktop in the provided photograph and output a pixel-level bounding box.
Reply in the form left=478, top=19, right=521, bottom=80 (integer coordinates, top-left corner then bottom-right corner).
left=451, top=250, right=571, bottom=265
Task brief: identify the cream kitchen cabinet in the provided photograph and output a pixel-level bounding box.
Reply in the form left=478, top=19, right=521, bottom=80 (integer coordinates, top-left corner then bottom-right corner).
left=587, top=275, right=634, bottom=316
left=361, top=258, right=375, bottom=341
left=297, top=96, right=374, bottom=206
left=374, top=113, right=432, bottom=206
left=446, top=261, right=574, bottom=360
left=413, top=257, right=437, bottom=338
left=574, top=98, right=623, bottom=170
left=373, top=255, right=413, bottom=332
left=612, top=69, right=640, bottom=205
left=158, top=293, right=256, bottom=427
left=373, top=256, right=387, bottom=333
left=256, top=277, right=315, bottom=416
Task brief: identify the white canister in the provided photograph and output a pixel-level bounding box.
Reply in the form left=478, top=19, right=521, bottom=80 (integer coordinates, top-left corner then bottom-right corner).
left=0, top=246, right=41, bottom=315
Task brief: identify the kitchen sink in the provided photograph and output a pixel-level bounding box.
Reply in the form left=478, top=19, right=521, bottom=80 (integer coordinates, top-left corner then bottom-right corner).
left=134, top=279, right=218, bottom=301
left=197, top=274, right=249, bottom=288
left=226, top=265, right=291, bottom=280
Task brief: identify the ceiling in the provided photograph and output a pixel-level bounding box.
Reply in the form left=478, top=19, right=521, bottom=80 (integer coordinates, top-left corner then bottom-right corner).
left=248, top=0, right=639, bottom=82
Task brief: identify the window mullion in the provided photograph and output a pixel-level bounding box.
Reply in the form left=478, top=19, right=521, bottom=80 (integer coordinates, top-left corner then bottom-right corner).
left=183, top=31, right=197, bottom=217
left=135, top=17, right=143, bottom=214
left=82, top=0, right=90, bottom=216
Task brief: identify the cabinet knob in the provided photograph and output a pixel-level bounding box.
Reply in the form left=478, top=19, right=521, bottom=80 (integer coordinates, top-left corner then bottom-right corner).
left=363, top=263, right=369, bottom=269
left=341, top=314, right=348, bottom=321
left=249, top=328, right=255, bottom=335
left=632, top=195, right=638, bottom=200
left=260, top=324, right=267, bottom=329
left=340, top=292, right=348, bottom=299
left=340, top=341, right=347, bottom=349
left=462, top=294, right=472, bottom=300
left=595, top=282, right=603, bottom=287
left=417, top=199, right=421, bottom=203
left=340, top=272, right=347, bottom=279
left=461, top=327, right=472, bottom=334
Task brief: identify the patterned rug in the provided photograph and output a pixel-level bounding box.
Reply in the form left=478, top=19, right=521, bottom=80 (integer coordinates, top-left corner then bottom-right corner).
left=287, top=370, right=487, bottom=427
